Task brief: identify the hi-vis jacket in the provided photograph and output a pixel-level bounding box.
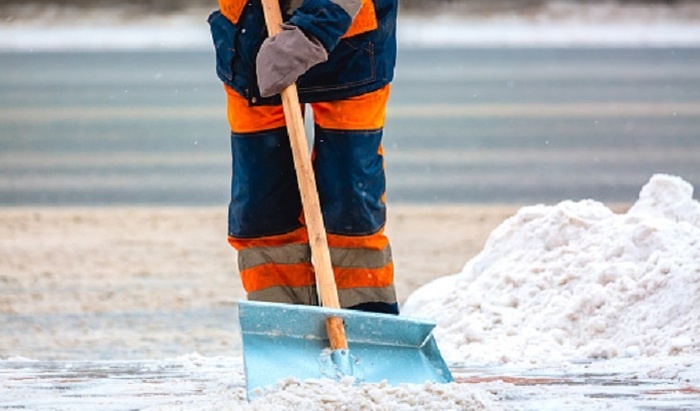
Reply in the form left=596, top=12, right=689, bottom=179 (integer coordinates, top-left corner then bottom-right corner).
left=208, top=0, right=398, bottom=105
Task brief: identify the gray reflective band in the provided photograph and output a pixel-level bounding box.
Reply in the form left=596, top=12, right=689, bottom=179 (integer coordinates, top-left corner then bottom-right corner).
left=239, top=243, right=391, bottom=271
left=247, top=284, right=397, bottom=307
left=238, top=243, right=311, bottom=271
left=284, top=0, right=361, bottom=19
left=248, top=285, right=319, bottom=306
left=332, top=0, right=362, bottom=18
left=338, top=284, right=398, bottom=307
left=330, top=245, right=392, bottom=269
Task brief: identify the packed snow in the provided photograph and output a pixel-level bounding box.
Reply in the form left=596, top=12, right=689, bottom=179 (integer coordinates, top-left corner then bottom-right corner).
left=245, top=378, right=499, bottom=410
left=404, top=174, right=700, bottom=366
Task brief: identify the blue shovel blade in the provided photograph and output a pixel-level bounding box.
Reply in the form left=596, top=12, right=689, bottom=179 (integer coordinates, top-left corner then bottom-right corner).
left=238, top=300, right=453, bottom=399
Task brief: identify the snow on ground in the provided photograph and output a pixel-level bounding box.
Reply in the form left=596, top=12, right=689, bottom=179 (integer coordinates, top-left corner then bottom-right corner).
left=245, top=378, right=499, bottom=410
left=404, top=174, right=700, bottom=368
left=1, top=2, right=700, bottom=50
left=0, top=355, right=501, bottom=410
left=2, top=353, right=697, bottom=409
left=2, top=175, right=699, bottom=409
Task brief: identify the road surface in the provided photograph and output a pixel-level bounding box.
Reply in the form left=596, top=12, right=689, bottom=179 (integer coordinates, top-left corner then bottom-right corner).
left=1, top=48, right=699, bottom=205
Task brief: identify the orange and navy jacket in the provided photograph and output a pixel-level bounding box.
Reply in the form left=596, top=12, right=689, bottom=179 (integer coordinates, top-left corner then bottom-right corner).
left=209, top=0, right=398, bottom=105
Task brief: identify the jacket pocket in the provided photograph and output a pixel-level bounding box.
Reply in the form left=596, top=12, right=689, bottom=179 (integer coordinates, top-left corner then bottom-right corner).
left=208, top=10, right=238, bottom=89
left=298, top=36, right=376, bottom=93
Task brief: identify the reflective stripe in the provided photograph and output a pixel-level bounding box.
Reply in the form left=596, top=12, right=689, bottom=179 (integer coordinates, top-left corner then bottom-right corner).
left=228, top=227, right=309, bottom=251
left=240, top=242, right=389, bottom=271
left=247, top=284, right=397, bottom=307
left=327, top=231, right=389, bottom=250
left=248, top=284, right=319, bottom=305
left=217, top=0, right=377, bottom=38
left=238, top=243, right=311, bottom=271
left=239, top=243, right=392, bottom=295
left=335, top=263, right=394, bottom=289
left=240, top=262, right=315, bottom=292
left=338, top=284, right=397, bottom=307
left=332, top=0, right=362, bottom=18
left=330, top=245, right=391, bottom=269
left=241, top=252, right=393, bottom=290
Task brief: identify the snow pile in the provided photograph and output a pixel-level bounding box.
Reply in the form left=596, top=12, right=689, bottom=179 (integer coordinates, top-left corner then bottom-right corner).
left=243, top=378, right=499, bottom=411
left=404, top=174, right=700, bottom=365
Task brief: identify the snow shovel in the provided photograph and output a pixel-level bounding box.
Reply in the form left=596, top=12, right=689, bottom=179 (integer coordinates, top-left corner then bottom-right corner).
left=238, top=0, right=453, bottom=399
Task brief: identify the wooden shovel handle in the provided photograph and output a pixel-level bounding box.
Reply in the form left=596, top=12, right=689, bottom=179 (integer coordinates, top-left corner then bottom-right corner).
left=260, top=0, right=348, bottom=350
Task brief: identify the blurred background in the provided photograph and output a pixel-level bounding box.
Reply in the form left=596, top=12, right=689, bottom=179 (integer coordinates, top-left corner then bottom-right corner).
left=1, top=0, right=699, bottom=205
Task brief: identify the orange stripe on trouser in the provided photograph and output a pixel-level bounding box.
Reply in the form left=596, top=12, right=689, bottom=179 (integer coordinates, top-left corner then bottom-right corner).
left=311, top=85, right=389, bottom=131
left=232, top=224, right=393, bottom=294
left=234, top=230, right=394, bottom=296
left=225, top=85, right=287, bottom=133
left=327, top=231, right=394, bottom=290
left=225, top=83, right=390, bottom=133
left=229, top=227, right=315, bottom=292
left=328, top=230, right=394, bottom=289
left=226, top=85, right=395, bottom=306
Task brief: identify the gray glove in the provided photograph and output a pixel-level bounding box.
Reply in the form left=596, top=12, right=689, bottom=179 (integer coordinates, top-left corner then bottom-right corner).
left=256, top=23, right=328, bottom=98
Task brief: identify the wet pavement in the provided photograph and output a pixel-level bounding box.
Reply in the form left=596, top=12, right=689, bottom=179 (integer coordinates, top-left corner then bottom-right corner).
left=452, top=362, right=700, bottom=410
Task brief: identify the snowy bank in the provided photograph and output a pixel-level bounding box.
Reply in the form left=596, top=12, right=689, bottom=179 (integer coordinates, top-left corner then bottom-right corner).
left=2, top=18, right=699, bottom=51
left=1, top=2, right=700, bottom=51
left=404, top=174, right=700, bottom=365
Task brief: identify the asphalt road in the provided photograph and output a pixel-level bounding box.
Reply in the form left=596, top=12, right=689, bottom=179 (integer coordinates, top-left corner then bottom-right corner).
left=1, top=48, right=699, bottom=205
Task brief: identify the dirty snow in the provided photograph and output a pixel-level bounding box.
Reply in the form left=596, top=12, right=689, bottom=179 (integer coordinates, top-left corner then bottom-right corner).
left=404, top=174, right=700, bottom=366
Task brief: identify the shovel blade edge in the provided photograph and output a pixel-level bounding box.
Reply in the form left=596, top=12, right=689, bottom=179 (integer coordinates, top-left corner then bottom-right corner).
left=238, top=300, right=453, bottom=398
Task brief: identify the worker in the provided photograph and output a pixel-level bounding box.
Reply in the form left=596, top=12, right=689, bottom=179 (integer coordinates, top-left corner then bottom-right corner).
left=208, top=0, right=399, bottom=314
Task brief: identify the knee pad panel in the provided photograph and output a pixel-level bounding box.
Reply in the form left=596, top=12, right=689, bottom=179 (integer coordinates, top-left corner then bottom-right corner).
left=228, top=129, right=302, bottom=237
left=313, top=127, right=386, bottom=235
